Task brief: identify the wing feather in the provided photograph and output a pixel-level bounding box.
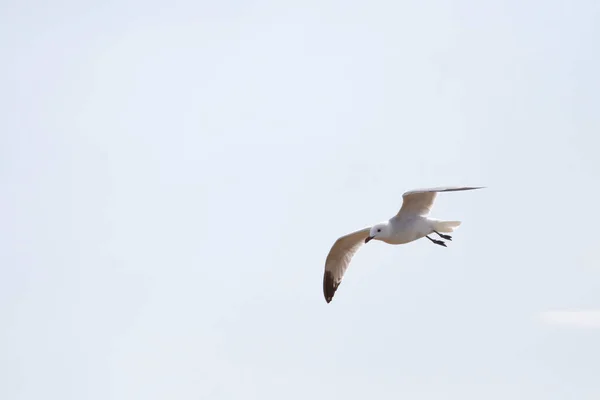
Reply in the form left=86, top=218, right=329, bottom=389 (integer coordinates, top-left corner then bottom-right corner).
left=323, top=227, right=371, bottom=303
left=397, top=186, right=484, bottom=216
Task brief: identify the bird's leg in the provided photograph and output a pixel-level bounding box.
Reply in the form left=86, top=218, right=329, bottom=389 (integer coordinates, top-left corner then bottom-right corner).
left=433, top=230, right=452, bottom=241
left=426, top=235, right=447, bottom=247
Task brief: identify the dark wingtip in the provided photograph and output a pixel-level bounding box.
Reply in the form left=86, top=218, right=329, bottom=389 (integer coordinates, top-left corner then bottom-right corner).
left=323, top=270, right=338, bottom=303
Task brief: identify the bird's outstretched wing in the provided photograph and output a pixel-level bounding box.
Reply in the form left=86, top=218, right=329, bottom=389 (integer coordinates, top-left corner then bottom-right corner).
left=323, top=227, right=371, bottom=303
left=397, top=186, right=484, bottom=217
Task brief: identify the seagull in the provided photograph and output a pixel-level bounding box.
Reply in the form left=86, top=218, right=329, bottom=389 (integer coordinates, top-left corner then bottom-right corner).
left=322, top=186, right=484, bottom=303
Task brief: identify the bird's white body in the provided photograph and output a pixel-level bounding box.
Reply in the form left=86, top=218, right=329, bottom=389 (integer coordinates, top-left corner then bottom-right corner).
left=377, top=216, right=462, bottom=245
left=322, top=186, right=484, bottom=303
left=378, top=216, right=435, bottom=245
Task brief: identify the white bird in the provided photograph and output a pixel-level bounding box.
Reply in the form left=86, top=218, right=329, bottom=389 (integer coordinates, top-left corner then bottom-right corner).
left=323, top=186, right=484, bottom=303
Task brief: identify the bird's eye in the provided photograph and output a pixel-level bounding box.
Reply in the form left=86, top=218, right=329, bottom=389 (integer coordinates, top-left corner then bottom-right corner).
left=377, top=229, right=381, bottom=232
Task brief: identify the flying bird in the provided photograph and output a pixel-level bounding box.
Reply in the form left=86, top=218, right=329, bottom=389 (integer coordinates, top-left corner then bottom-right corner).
left=322, top=186, right=484, bottom=303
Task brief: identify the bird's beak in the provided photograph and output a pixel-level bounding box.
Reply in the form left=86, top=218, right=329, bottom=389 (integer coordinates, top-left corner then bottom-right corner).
left=365, top=236, right=374, bottom=243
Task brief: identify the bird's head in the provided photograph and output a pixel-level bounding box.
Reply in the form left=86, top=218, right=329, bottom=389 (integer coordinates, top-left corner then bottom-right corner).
left=365, top=222, right=390, bottom=243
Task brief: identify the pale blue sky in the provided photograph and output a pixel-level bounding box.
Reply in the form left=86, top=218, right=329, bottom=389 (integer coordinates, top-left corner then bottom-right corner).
left=2, top=0, right=600, bottom=399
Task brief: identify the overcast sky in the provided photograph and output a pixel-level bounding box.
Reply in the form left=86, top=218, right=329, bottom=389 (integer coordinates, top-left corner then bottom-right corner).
left=2, top=0, right=600, bottom=399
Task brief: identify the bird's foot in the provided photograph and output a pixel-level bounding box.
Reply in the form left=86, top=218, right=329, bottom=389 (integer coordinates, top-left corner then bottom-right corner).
left=433, top=230, right=452, bottom=241
left=426, top=235, right=448, bottom=247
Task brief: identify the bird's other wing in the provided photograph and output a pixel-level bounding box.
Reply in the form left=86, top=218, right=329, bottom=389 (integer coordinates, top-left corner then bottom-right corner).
left=323, top=227, right=371, bottom=303
left=397, top=186, right=485, bottom=217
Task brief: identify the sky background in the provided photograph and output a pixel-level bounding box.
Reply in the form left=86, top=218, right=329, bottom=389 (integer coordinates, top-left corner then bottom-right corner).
left=1, top=0, right=600, bottom=399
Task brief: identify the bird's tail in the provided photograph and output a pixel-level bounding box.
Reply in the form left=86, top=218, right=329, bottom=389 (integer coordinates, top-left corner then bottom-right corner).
left=433, top=220, right=462, bottom=233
